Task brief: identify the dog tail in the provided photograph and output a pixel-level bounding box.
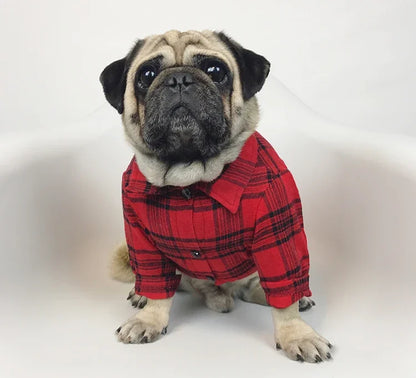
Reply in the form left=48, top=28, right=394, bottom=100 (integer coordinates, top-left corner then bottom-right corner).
left=109, top=243, right=135, bottom=283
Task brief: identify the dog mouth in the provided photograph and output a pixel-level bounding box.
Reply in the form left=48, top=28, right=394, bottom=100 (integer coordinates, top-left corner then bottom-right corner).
left=142, top=81, right=230, bottom=164
left=170, top=103, right=189, bottom=116
left=169, top=105, right=195, bottom=131
left=143, top=107, right=225, bottom=164
left=156, top=105, right=211, bottom=163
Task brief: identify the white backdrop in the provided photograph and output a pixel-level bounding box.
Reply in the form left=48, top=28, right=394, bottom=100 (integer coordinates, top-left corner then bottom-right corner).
left=1, top=0, right=415, bottom=135
left=1, top=1, right=415, bottom=378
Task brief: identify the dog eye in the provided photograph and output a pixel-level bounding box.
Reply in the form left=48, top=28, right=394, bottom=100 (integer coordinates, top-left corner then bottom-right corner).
left=137, top=66, right=158, bottom=89
left=204, top=62, right=227, bottom=83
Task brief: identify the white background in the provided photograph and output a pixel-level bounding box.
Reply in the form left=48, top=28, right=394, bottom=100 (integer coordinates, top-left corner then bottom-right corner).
left=1, top=0, right=415, bottom=136
left=0, top=1, right=415, bottom=377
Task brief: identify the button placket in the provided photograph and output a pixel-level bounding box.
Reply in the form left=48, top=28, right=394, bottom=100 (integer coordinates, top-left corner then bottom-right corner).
left=187, top=191, right=214, bottom=279
left=191, top=191, right=219, bottom=282
left=189, top=192, right=203, bottom=261
left=173, top=188, right=211, bottom=276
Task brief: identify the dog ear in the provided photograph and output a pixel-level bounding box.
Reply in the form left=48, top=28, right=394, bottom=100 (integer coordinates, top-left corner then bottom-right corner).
left=99, top=40, right=144, bottom=114
left=99, top=58, right=127, bottom=114
left=216, top=32, right=270, bottom=101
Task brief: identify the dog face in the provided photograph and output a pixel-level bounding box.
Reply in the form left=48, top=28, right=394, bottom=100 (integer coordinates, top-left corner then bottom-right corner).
left=100, top=30, right=270, bottom=184
left=139, top=62, right=231, bottom=164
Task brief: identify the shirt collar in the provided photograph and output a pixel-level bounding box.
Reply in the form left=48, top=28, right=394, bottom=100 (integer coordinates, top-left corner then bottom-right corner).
left=136, top=133, right=259, bottom=213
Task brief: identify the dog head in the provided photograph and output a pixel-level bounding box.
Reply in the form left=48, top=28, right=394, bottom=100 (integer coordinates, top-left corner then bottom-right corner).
left=100, top=30, right=270, bottom=186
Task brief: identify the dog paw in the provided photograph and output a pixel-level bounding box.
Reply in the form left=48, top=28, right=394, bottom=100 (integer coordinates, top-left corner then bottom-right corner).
left=205, top=292, right=234, bottom=313
left=115, top=316, right=168, bottom=344
left=275, top=319, right=332, bottom=363
left=298, top=297, right=315, bottom=312
left=127, top=288, right=148, bottom=309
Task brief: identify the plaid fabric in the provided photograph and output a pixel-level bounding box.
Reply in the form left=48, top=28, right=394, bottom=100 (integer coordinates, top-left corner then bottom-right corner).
left=122, top=131, right=311, bottom=308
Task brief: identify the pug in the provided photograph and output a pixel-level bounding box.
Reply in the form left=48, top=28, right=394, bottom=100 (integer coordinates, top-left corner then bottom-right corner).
left=100, top=30, right=333, bottom=363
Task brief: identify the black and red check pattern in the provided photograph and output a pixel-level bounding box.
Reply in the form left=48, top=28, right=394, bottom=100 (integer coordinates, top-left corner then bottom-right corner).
left=122, top=132, right=311, bottom=308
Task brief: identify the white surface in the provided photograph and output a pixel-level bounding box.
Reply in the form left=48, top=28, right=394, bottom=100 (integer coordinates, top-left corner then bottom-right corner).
left=1, top=1, right=415, bottom=377
left=1, top=76, right=415, bottom=377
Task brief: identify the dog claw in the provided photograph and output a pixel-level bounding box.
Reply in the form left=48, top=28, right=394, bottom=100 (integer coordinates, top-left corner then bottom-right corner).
left=275, top=343, right=281, bottom=350
left=161, top=327, right=168, bottom=335
left=315, top=355, right=322, bottom=363
left=296, top=354, right=304, bottom=362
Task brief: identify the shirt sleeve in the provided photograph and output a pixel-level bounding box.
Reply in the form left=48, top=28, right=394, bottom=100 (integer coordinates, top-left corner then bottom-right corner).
left=123, top=195, right=181, bottom=300
left=251, top=170, right=312, bottom=308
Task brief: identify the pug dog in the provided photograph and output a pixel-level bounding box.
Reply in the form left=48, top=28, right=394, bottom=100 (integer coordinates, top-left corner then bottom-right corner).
left=100, top=30, right=333, bottom=363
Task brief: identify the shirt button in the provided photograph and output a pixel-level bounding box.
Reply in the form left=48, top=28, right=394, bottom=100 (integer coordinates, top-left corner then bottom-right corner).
left=191, top=250, right=201, bottom=258
left=182, top=188, right=192, bottom=199
left=206, top=276, right=215, bottom=281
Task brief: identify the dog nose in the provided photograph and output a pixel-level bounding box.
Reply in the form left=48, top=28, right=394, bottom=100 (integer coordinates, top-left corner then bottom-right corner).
left=165, top=72, right=194, bottom=91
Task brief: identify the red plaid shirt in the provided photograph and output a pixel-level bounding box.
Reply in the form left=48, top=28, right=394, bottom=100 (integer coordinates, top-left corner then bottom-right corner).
left=122, top=132, right=311, bottom=308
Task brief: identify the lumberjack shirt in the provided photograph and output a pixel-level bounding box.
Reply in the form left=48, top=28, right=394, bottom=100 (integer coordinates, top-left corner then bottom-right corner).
left=122, top=132, right=312, bottom=308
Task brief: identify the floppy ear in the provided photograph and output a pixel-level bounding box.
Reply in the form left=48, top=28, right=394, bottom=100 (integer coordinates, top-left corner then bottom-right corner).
left=99, top=39, right=144, bottom=114
left=216, top=32, right=271, bottom=101
left=99, top=58, right=127, bottom=114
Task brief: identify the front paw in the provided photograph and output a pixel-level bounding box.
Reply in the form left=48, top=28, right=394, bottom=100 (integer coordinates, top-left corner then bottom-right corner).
left=298, top=297, right=315, bottom=312
left=127, top=288, right=148, bottom=309
left=275, top=319, right=333, bottom=363
left=116, top=316, right=167, bottom=344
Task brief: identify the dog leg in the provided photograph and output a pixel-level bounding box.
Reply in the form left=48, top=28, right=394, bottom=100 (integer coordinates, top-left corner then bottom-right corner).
left=116, top=297, right=172, bottom=344
left=237, top=273, right=268, bottom=305
left=272, top=302, right=332, bottom=363
left=182, top=275, right=234, bottom=313
left=203, top=286, right=234, bottom=313
left=236, top=273, right=315, bottom=312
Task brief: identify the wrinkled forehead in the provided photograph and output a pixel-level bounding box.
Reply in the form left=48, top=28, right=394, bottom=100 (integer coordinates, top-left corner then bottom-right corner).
left=127, top=30, right=237, bottom=81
